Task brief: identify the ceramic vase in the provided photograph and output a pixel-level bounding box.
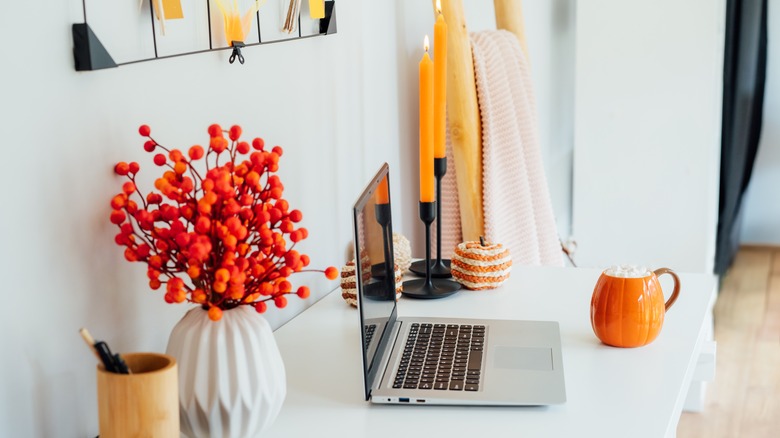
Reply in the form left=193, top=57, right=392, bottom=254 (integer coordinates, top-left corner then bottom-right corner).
left=166, top=306, right=286, bottom=438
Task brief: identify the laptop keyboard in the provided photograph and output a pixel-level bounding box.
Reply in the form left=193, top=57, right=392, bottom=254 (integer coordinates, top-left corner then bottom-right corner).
left=364, top=324, right=377, bottom=349
left=393, top=323, right=485, bottom=391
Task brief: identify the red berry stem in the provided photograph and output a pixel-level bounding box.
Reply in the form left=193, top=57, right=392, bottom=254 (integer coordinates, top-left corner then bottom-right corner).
left=111, top=124, right=337, bottom=320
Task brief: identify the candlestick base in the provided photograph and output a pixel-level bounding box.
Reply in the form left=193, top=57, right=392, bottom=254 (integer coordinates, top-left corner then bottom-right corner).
left=362, top=282, right=394, bottom=301
left=402, top=278, right=461, bottom=299
left=409, top=259, right=453, bottom=278
left=370, top=263, right=390, bottom=279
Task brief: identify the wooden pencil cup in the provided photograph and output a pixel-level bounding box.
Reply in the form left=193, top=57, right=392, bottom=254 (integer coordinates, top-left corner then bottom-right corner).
left=96, top=352, right=179, bottom=438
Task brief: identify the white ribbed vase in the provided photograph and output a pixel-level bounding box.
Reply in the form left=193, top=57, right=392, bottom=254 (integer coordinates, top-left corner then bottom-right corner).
left=166, top=306, right=286, bottom=438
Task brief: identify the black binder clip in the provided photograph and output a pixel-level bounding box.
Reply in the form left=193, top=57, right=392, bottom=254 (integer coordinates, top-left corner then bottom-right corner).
left=229, top=41, right=245, bottom=64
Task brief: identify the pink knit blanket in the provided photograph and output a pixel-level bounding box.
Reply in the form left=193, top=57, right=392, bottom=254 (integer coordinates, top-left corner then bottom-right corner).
left=438, top=30, right=563, bottom=266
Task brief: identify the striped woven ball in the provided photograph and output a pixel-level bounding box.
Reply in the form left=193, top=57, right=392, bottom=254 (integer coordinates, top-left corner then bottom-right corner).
left=341, top=260, right=403, bottom=307
left=451, top=240, right=512, bottom=290
left=358, top=250, right=372, bottom=283
left=393, top=233, right=412, bottom=273
left=340, top=260, right=359, bottom=307
left=392, top=263, right=403, bottom=298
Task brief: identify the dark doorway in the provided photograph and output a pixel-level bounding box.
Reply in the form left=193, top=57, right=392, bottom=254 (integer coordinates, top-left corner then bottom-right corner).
left=715, top=0, right=768, bottom=275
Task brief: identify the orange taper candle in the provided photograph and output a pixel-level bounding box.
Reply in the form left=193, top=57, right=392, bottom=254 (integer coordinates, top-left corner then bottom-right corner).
left=419, top=36, right=435, bottom=203
left=433, top=0, right=447, bottom=158
left=376, top=177, right=389, bottom=205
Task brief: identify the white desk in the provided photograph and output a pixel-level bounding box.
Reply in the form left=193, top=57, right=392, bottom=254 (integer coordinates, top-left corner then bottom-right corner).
left=268, top=266, right=717, bottom=438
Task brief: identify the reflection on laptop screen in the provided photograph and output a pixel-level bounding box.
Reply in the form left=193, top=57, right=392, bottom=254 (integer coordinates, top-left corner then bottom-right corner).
left=352, top=164, right=398, bottom=400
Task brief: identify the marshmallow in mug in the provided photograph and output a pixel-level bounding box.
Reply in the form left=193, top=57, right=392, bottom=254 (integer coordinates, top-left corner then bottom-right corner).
left=604, top=264, right=651, bottom=278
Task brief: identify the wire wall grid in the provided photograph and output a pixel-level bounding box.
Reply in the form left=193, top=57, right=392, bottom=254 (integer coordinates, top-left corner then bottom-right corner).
left=73, top=0, right=337, bottom=71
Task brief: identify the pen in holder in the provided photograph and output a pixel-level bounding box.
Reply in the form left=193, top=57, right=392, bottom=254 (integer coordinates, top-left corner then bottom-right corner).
left=403, top=201, right=461, bottom=299
left=96, top=353, right=179, bottom=438
left=410, top=157, right=453, bottom=278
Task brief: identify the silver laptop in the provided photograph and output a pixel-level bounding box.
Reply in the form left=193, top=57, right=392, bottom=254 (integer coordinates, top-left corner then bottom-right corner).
left=352, top=163, right=566, bottom=406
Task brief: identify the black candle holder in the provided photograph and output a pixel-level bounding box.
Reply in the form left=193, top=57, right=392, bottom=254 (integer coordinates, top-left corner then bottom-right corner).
left=410, top=157, right=453, bottom=278
left=364, top=203, right=397, bottom=301
left=370, top=203, right=394, bottom=280
left=403, top=201, right=461, bottom=299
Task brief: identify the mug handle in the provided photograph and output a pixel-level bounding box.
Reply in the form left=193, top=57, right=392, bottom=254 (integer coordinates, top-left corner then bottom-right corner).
left=653, top=268, right=681, bottom=311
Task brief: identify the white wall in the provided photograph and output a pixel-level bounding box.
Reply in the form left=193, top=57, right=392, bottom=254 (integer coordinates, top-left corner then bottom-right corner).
left=0, top=1, right=574, bottom=436
left=741, top=0, right=780, bottom=245
left=572, top=0, right=725, bottom=273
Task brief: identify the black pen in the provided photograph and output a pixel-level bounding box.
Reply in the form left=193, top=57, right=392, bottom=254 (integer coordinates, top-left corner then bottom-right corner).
left=94, top=341, right=118, bottom=373
left=79, top=328, right=130, bottom=374
left=112, top=353, right=130, bottom=374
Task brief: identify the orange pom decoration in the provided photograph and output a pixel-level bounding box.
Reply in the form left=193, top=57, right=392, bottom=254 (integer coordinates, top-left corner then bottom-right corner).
left=208, top=124, right=222, bottom=137
left=208, top=306, right=223, bottom=321
left=114, top=162, right=130, bottom=176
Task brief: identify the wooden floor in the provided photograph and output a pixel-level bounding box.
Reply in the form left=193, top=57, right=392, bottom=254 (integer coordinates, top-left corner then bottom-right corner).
left=677, top=247, right=780, bottom=437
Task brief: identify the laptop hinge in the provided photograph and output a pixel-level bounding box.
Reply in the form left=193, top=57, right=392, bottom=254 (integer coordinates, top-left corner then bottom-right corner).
left=370, top=320, right=402, bottom=396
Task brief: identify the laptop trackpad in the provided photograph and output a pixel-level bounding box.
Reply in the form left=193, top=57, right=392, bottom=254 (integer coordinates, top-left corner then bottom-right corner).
left=494, top=346, right=553, bottom=371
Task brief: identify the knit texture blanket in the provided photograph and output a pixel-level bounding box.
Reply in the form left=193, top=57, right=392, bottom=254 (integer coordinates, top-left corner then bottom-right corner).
left=438, top=30, right=563, bottom=266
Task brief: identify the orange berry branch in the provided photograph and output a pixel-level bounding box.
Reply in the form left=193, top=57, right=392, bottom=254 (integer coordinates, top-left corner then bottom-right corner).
left=111, top=124, right=338, bottom=321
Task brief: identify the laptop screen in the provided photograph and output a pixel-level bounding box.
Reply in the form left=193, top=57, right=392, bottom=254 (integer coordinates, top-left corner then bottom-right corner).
left=352, top=163, right=398, bottom=400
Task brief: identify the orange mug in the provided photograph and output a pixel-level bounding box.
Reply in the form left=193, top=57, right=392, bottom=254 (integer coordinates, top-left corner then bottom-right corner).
left=590, top=265, right=681, bottom=348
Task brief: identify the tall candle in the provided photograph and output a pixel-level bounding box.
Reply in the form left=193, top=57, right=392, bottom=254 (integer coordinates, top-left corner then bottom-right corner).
left=433, top=0, right=447, bottom=158
left=376, top=176, right=389, bottom=205
left=419, top=36, right=435, bottom=203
